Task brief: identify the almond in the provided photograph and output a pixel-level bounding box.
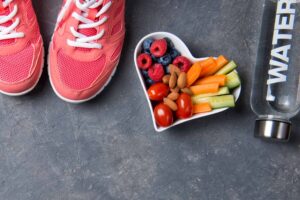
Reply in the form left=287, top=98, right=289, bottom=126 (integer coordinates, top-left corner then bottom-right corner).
left=171, top=86, right=180, bottom=93
left=169, top=73, right=177, bottom=89
left=162, top=75, right=171, bottom=85
left=164, top=98, right=178, bottom=111
left=181, top=88, right=193, bottom=96
left=177, top=72, right=187, bottom=89
left=169, top=64, right=181, bottom=76
left=168, top=92, right=179, bottom=101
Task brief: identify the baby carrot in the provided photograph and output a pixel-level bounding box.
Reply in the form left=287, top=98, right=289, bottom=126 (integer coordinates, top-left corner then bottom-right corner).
left=187, top=62, right=202, bottom=87
left=194, top=75, right=227, bottom=86
left=216, top=55, right=229, bottom=70
left=200, top=55, right=229, bottom=77
left=190, top=83, right=219, bottom=95
left=200, top=57, right=216, bottom=67
left=199, top=57, right=217, bottom=77
left=193, top=103, right=212, bottom=114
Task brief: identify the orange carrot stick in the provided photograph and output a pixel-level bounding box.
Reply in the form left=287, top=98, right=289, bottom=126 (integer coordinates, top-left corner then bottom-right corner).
left=199, top=57, right=217, bottom=77
left=200, top=57, right=216, bottom=67
left=194, top=75, right=227, bottom=86
left=190, top=83, right=219, bottom=95
left=200, top=55, right=229, bottom=77
left=193, top=103, right=212, bottom=114
left=187, top=62, right=202, bottom=87
left=216, top=55, right=229, bottom=69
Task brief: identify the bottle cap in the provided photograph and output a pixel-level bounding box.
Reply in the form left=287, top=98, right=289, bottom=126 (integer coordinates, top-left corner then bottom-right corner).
left=254, top=119, right=291, bottom=141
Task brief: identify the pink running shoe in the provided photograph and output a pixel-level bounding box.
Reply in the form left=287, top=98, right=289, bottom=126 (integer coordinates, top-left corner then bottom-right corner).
left=49, top=0, right=125, bottom=103
left=0, top=0, right=44, bottom=96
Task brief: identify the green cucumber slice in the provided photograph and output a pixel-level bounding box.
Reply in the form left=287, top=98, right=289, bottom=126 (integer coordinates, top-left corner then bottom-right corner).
left=216, top=61, right=237, bottom=75
left=192, top=94, right=235, bottom=109
left=208, top=95, right=235, bottom=109
left=192, top=87, right=230, bottom=103
left=192, top=97, right=210, bottom=105
left=226, top=71, right=241, bottom=89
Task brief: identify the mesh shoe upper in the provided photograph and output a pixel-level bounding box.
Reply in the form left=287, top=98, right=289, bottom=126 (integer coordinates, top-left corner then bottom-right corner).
left=49, top=0, right=125, bottom=102
left=0, top=44, right=33, bottom=83
left=57, top=51, right=106, bottom=90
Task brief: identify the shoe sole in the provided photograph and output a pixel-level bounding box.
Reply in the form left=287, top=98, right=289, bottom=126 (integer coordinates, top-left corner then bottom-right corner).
left=0, top=47, right=45, bottom=97
left=48, top=43, right=119, bottom=104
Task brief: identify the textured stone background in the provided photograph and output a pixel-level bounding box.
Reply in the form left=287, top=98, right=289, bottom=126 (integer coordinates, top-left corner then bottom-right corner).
left=0, top=0, right=300, bottom=200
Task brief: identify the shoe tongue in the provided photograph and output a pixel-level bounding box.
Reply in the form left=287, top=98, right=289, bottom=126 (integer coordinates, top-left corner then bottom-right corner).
left=0, top=4, right=14, bottom=46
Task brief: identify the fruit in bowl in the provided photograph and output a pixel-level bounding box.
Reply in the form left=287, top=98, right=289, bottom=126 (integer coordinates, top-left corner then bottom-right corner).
left=134, top=32, right=241, bottom=132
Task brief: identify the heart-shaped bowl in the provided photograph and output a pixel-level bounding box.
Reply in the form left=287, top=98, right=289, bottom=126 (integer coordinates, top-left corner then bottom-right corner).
left=134, top=32, right=241, bottom=132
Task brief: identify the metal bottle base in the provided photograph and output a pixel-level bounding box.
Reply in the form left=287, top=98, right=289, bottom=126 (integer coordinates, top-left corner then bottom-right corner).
left=254, top=119, right=292, bottom=141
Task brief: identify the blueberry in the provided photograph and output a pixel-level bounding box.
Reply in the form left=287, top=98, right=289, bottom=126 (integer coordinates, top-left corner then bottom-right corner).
left=164, top=37, right=174, bottom=49
left=142, top=38, right=154, bottom=52
left=142, top=48, right=151, bottom=54
left=146, top=78, right=155, bottom=87
left=169, top=48, right=181, bottom=59
left=141, top=70, right=149, bottom=79
left=164, top=65, right=171, bottom=74
left=151, top=54, right=158, bottom=63
left=158, top=54, right=172, bottom=66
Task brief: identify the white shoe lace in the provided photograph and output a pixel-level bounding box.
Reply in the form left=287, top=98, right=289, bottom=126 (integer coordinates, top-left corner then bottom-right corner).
left=58, top=0, right=112, bottom=49
left=0, top=0, right=24, bottom=41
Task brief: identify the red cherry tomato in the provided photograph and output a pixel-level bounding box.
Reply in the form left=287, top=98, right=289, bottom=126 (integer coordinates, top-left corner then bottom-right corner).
left=147, top=83, right=169, bottom=101
left=176, top=93, right=193, bottom=119
left=154, top=103, right=174, bottom=127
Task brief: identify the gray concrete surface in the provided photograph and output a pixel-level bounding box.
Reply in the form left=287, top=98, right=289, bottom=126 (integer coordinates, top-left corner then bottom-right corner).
left=0, top=0, right=300, bottom=199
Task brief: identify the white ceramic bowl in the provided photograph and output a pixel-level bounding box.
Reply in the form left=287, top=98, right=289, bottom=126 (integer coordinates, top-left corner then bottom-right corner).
left=134, top=32, right=241, bottom=132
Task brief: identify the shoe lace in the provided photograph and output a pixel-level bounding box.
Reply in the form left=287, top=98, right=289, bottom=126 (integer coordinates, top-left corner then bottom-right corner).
left=0, top=0, right=24, bottom=41
left=58, top=0, right=112, bottom=49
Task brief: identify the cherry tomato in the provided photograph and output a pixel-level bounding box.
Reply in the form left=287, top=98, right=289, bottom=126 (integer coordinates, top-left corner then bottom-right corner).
left=147, top=83, right=169, bottom=101
left=154, top=103, right=174, bottom=127
left=176, top=93, right=193, bottom=119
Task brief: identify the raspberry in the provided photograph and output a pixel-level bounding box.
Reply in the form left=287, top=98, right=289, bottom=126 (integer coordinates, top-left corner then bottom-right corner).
left=137, top=53, right=152, bottom=70
left=150, top=39, right=168, bottom=57
left=173, top=56, right=192, bottom=72
left=148, top=64, right=165, bottom=82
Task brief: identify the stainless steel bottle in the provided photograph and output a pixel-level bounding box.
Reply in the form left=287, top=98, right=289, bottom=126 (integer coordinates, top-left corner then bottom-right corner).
left=251, top=0, right=300, bottom=141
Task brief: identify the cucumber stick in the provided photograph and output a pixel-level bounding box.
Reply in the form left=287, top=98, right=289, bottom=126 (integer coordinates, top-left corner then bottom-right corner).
left=192, top=87, right=229, bottom=103
left=216, top=61, right=237, bottom=75
left=226, top=71, right=241, bottom=89
left=193, top=95, right=235, bottom=109
left=192, top=96, right=210, bottom=104
left=209, top=95, right=235, bottom=109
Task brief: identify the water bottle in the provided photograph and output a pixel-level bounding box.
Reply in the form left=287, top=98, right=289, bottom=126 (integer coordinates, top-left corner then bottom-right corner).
left=251, top=0, right=300, bottom=141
